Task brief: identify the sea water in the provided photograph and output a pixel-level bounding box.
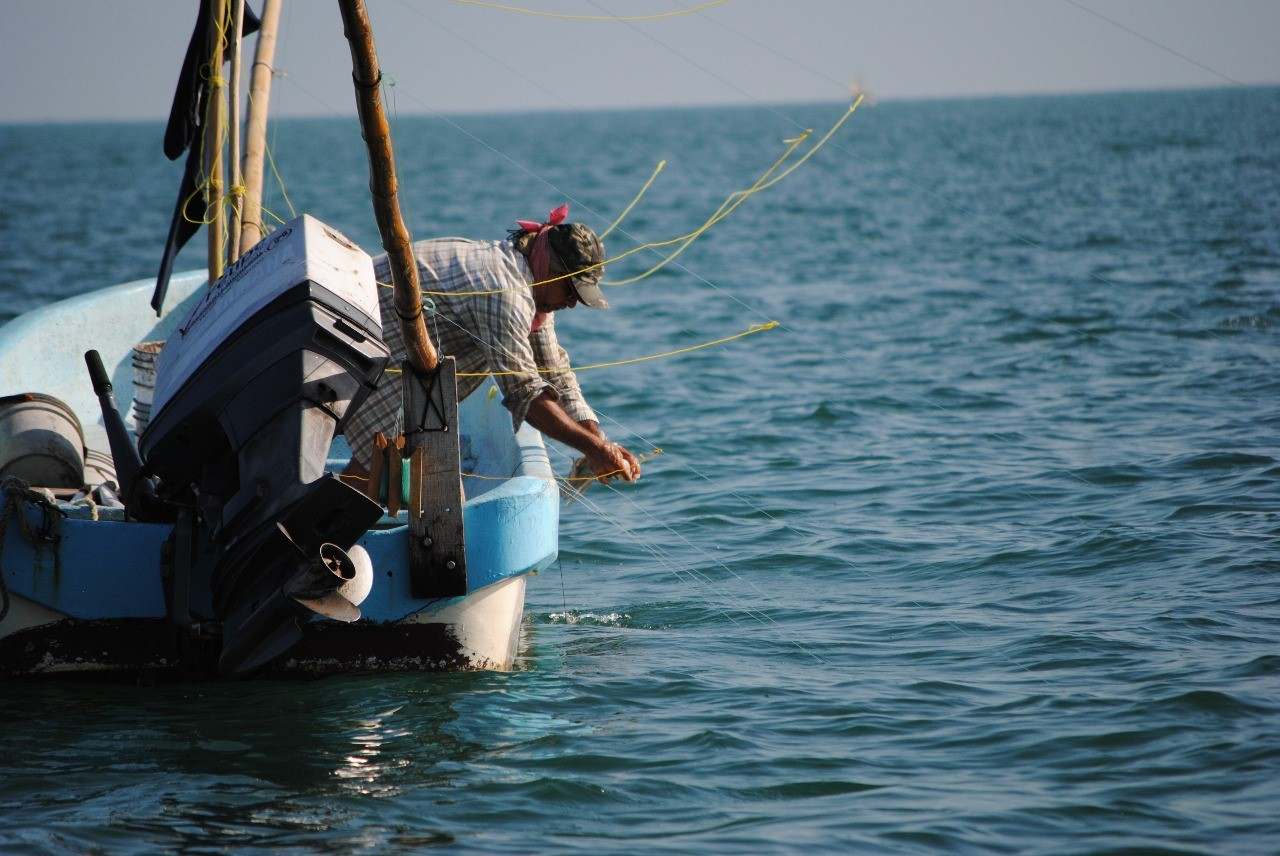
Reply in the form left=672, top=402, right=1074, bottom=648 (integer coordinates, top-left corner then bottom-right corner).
left=0, top=88, right=1277, bottom=853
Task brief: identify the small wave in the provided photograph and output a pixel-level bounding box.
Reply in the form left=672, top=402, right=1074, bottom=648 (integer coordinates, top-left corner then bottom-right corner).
left=1079, top=232, right=1124, bottom=248
left=1224, top=654, right=1280, bottom=679
left=807, top=400, right=858, bottom=424
left=545, top=611, right=630, bottom=626
left=1168, top=502, right=1257, bottom=519
left=996, top=326, right=1066, bottom=344
left=736, top=779, right=882, bottom=800
left=1140, top=689, right=1276, bottom=718
left=1218, top=313, right=1277, bottom=331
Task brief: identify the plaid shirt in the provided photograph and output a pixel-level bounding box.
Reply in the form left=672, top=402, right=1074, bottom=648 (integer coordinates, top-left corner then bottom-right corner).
left=343, top=238, right=596, bottom=469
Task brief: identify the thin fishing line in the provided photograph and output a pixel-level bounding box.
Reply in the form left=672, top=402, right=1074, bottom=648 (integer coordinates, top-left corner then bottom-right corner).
left=444, top=0, right=732, bottom=23
left=278, top=69, right=348, bottom=118
left=389, top=0, right=842, bottom=266
left=448, top=448, right=661, bottom=483
left=569, top=457, right=828, bottom=663
left=675, top=0, right=857, bottom=94
left=396, top=321, right=777, bottom=375
left=567, top=476, right=825, bottom=661
left=582, top=0, right=762, bottom=108
left=577, top=413, right=1073, bottom=693
left=557, top=553, right=569, bottom=618
left=1061, top=0, right=1250, bottom=88
left=392, top=0, right=579, bottom=112
left=566, top=488, right=756, bottom=635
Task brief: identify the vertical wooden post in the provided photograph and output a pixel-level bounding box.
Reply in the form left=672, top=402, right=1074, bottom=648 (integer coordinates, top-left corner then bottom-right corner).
left=366, top=432, right=388, bottom=505
left=337, top=0, right=438, bottom=376
left=240, top=0, right=282, bottom=256
left=226, top=0, right=246, bottom=262
left=386, top=435, right=404, bottom=518
left=205, top=0, right=228, bottom=281
left=339, top=0, right=464, bottom=598
left=404, top=358, right=467, bottom=598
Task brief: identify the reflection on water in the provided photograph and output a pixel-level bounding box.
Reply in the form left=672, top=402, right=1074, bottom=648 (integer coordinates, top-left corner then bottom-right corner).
left=0, top=661, right=608, bottom=849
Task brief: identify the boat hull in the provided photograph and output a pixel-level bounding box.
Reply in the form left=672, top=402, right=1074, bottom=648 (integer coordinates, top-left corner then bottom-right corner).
left=0, top=576, right=528, bottom=679
left=0, top=272, right=559, bottom=680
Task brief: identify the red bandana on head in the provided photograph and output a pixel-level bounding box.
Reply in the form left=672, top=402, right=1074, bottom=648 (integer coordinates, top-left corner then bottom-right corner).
left=518, top=204, right=569, bottom=332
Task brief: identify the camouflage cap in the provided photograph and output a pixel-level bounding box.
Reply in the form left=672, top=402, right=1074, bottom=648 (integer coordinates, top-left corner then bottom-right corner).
left=547, top=223, right=608, bottom=309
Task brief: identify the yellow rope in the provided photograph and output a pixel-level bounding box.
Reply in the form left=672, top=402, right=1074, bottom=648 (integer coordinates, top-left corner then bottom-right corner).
left=600, top=160, right=665, bottom=239
left=606, top=96, right=863, bottom=285
left=263, top=127, right=297, bottom=220
left=445, top=0, right=731, bottom=22
left=470, top=448, right=664, bottom=482
left=339, top=449, right=663, bottom=485
left=382, top=320, right=778, bottom=377
left=399, top=100, right=862, bottom=298
left=600, top=132, right=811, bottom=286
left=182, top=69, right=296, bottom=240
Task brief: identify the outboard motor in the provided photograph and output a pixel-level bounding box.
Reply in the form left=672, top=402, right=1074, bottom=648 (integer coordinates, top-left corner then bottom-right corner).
left=140, top=215, right=390, bottom=674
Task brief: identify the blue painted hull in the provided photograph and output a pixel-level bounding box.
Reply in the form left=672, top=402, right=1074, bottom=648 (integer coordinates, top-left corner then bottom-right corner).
left=0, top=274, right=558, bottom=678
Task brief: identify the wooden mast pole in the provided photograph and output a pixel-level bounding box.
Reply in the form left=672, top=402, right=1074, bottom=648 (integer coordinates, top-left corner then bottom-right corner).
left=226, top=0, right=246, bottom=262
left=337, top=0, right=438, bottom=374
left=205, top=0, right=228, bottom=281
left=239, top=0, right=283, bottom=256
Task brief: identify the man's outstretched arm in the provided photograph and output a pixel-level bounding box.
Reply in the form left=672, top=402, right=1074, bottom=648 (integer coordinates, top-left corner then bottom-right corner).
left=525, top=392, right=641, bottom=483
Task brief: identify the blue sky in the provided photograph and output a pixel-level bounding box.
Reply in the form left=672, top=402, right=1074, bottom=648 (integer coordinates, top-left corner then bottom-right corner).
left=1, top=0, right=1277, bottom=123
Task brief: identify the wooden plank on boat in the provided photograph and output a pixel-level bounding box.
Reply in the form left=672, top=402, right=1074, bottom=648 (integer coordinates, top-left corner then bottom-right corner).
left=386, top=434, right=403, bottom=518
left=367, top=431, right=387, bottom=505
left=404, top=357, right=467, bottom=598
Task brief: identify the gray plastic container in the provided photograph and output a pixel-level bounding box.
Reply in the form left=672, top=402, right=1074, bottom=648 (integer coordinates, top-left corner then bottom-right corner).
left=0, top=392, right=86, bottom=488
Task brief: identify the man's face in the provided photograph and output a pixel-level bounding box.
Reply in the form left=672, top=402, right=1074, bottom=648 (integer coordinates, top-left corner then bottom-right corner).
left=535, top=275, right=581, bottom=313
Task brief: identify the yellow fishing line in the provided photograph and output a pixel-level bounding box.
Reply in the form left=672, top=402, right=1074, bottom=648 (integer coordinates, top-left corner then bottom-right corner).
left=250, top=89, right=297, bottom=221
left=340, top=448, right=663, bottom=486
left=464, top=448, right=664, bottom=483
left=446, top=0, right=732, bottom=22
left=606, top=96, right=863, bottom=285
left=400, top=100, right=861, bottom=298
left=382, top=321, right=778, bottom=377
left=600, top=160, right=665, bottom=239
left=600, top=132, right=812, bottom=285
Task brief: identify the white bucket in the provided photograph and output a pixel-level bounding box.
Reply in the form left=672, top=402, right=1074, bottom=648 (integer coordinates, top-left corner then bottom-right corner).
left=0, top=392, right=86, bottom=488
left=132, top=341, right=164, bottom=440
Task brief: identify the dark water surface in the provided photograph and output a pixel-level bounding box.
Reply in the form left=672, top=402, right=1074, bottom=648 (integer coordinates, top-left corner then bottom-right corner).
left=1, top=88, right=1278, bottom=853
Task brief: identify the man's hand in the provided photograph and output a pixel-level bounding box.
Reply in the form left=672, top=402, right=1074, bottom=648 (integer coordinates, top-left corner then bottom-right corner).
left=585, top=439, right=641, bottom=484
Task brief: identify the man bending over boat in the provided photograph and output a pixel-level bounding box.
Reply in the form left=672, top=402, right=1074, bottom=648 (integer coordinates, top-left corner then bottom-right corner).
left=341, top=205, right=642, bottom=486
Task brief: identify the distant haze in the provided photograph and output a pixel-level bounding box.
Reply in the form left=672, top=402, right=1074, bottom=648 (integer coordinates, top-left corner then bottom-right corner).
left=1, top=0, right=1277, bottom=123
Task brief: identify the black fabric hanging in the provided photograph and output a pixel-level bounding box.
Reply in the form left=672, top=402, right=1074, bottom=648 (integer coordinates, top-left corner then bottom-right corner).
left=152, top=1, right=262, bottom=315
